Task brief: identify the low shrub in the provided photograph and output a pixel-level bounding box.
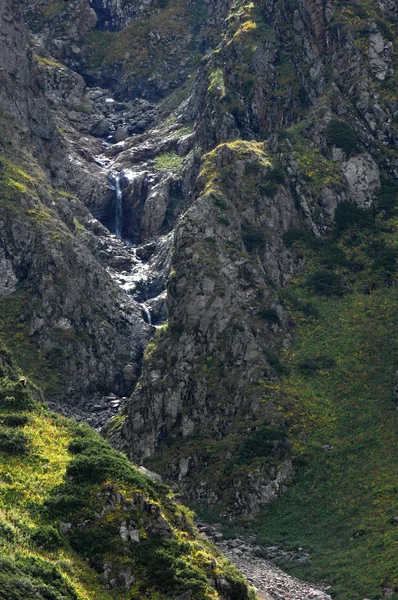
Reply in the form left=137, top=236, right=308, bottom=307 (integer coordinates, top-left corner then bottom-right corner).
left=372, top=247, right=396, bottom=278
left=313, top=239, right=348, bottom=269
left=298, top=355, right=336, bottom=373
left=43, top=492, right=87, bottom=519
left=268, top=166, right=286, bottom=184
left=258, top=308, right=280, bottom=323
left=306, top=270, right=345, bottom=297
left=0, top=381, right=36, bottom=411
left=334, top=202, right=374, bottom=233
left=66, top=441, right=133, bottom=484
left=0, top=414, right=30, bottom=427
left=0, top=429, right=28, bottom=455
left=66, top=425, right=156, bottom=490
left=245, top=162, right=261, bottom=176
left=242, top=226, right=266, bottom=252
left=326, top=120, right=358, bottom=154
left=0, top=554, right=79, bottom=600
left=32, top=525, right=62, bottom=551
left=376, top=177, right=398, bottom=216
left=225, top=425, right=288, bottom=473
left=0, top=519, right=16, bottom=541
left=375, top=18, right=394, bottom=41
left=69, top=523, right=120, bottom=568
left=264, top=349, right=290, bottom=375
left=134, top=539, right=208, bottom=598
left=212, top=194, right=227, bottom=210
left=259, top=182, right=278, bottom=197
left=283, top=228, right=315, bottom=249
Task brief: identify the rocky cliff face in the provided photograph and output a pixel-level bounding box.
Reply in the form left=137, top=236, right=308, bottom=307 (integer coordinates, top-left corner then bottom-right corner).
left=6, top=0, right=398, bottom=536
left=0, top=0, right=152, bottom=408
left=116, top=0, right=396, bottom=515
left=2, top=0, right=398, bottom=597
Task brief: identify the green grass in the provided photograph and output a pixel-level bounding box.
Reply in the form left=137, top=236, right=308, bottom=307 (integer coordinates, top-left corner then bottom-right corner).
left=254, top=287, right=398, bottom=599
left=154, top=152, right=184, bottom=172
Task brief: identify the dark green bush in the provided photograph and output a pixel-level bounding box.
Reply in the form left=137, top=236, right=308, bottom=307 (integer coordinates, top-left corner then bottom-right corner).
left=279, top=289, right=320, bottom=318
left=258, top=308, right=280, bottom=323
left=242, top=226, right=266, bottom=252
left=315, top=240, right=348, bottom=269
left=245, top=162, right=261, bottom=176
left=66, top=426, right=154, bottom=489
left=0, top=554, right=79, bottom=600
left=0, top=414, right=30, bottom=428
left=298, top=355, right=336, bottom=373
left=267, top=166, right=286, bottom=184
left=0, top=430, right=28, bottom=455
left=0, top=381, right=36, bottom=411
left=326, top=120, right=358, bottom=154
left=66, top=447, right=130, bottom=483
left=376, top=177, right=398, bottom=216
left=334, top=202, right=374, bottom=233
left=0, top=519, right=15, bottom=541
left=228, top=425, right=287, bottom=471
left=43, top=492, right=88, bottom=519
left=375, top=18, right=394, bottom=41
left=134, top=539, right=208, bottom=598
left=69, top=524, right=120, bottom=568
left=306, top=270, right=345, bottom=296
left=264, top=349, right=290, bottom=375
left=212, top=193, right=227, bottom=210
left=372, top=247, right=396, bottom=278
left=32, top=525, right=62, bottom=551
left=259, top=182, right=278, bottom=197
left=283, top=228, right=315, bottom=248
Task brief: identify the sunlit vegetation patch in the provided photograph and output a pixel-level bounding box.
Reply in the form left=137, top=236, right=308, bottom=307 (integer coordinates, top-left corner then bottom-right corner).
left=0, top=345, right=253, bottom=600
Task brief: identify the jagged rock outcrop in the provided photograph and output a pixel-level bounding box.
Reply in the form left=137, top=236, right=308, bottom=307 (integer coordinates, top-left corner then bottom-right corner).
left=13, top=0, right=398, bottom=522
left=0, top=0, right=151, bottom=403
left=114, top=0, right=394, bottom=514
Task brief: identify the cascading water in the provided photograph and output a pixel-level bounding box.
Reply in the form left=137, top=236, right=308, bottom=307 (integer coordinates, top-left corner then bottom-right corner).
left=109, top=171, right=124, bottom=237
left=103, top=166, right=171, bottom=327
left=142, top=305, right=152, bottom=325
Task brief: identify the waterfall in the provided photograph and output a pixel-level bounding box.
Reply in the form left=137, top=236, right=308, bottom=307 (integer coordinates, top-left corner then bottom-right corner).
left=109, top=171, right=123, bottom=237
left=142, top=305, right=152, bottom=325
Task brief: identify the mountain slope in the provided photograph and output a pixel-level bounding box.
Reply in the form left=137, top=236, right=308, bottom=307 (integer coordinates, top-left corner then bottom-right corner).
left=0, top=343, right=253, bottom=600
left=2, top=0, right=398, bottom=598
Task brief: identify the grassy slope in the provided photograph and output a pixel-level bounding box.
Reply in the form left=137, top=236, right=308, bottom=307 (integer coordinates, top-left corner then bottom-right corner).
left=247, top=189, right=398, bottom=599
left=257, top=289, right=398, bottom=599
left=0, top=346, right=251, bottom=600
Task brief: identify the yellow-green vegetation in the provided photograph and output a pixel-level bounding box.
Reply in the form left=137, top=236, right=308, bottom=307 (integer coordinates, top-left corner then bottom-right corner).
left=255, top=289, right=398, bottom=599
left=243, top=180, right=398, bottom=599
left=72, top=217, right=86, bottom=235
left=286, top=123, right=341, bottom=195
left=42, top=0, right=68, bottom=20
left=208, top=68, right=225, bottom=97
left=0, top=155, right=69, bottom=239
left=0, top=345, right=253, bottom=600
left=34, top=54, right=62, bottom=69
left=0, top=156, right=32, bottom=206
left=0, top=289, right=62, bottom=394
left=200, top=140, right=272, bottom=196
left=226, top=1, right=257, bottom=44
left=154, top=152, right=184, bottom=172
